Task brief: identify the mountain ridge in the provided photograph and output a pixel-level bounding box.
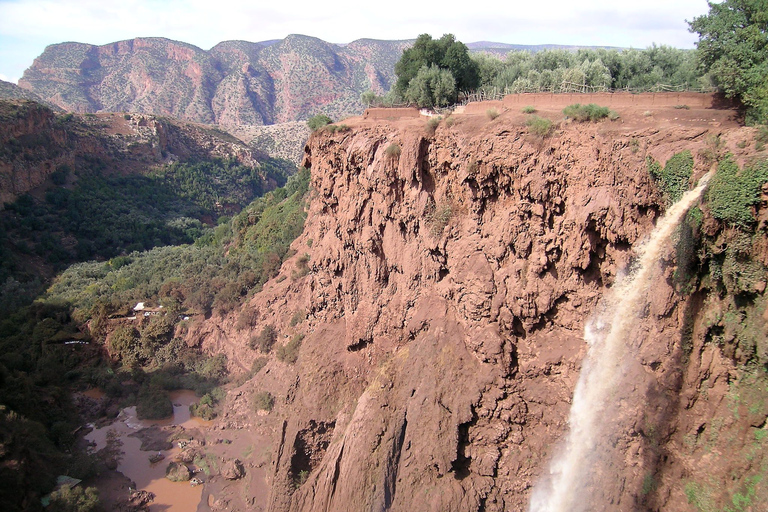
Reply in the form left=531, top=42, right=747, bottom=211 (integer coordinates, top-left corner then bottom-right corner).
left=16, top=35, right=629, bottom=129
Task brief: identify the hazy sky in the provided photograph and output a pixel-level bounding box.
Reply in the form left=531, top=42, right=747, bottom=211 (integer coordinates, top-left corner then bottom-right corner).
left=0, top=0, right=711, bottom=84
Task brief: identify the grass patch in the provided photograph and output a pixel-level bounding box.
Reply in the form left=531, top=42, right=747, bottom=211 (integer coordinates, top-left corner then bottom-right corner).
left=425, top=200, right=453, bottom=237
left=385, top=143, right=401, bottom=160
left=526, top=115, right=553, bottom=137
left=521, top=105, right=536, bottom=114
left=486, top=108, right=499, bottom=120
left=562, top=103, right=614, bottom=122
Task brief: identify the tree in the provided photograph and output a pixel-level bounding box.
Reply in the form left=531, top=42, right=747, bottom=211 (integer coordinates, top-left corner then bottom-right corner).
left=405, top=65, right=457, bottom=108
left=689, top=0, right=768, bottom=124
left=306, top=114, right=332, bottom=132
left=394, top=34, right=479, bottom=103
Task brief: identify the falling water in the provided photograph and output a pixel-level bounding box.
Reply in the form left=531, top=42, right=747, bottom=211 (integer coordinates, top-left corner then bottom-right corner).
left=528, top=170, right=715, bottom=512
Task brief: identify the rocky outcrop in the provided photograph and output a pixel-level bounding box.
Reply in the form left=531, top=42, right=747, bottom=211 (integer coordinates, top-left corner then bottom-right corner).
left=195, top=104, right=766, bottom=511
left=0, top=99, right=273, bottom=205
left=18, top=36, right=410, bottom=128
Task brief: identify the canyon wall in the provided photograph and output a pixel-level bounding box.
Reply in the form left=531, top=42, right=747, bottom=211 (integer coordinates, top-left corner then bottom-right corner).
left=195, top=106, right=767, bottom=511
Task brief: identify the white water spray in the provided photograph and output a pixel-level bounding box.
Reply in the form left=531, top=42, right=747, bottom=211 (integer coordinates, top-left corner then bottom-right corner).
left=528, top=170, right=714, bottom=512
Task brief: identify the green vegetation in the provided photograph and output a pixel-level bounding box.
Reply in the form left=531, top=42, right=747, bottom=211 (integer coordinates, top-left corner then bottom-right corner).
left=0, top=165, right=311, bottom=509
left=47, top=485, right=99, bottom=512
left=250, top=325, right=278, bottom=353
left=707, top=156, right=768, bottom=227
left=425, top=200, right=453, bottom=237
left=425, top=116, right=442, bottom=135
left=486, top=108, right=499, bottom=120
left=276, top=333, right=304, bottom=364
left=522, top=105, right=537, bottom=114
left=385, top=143, right=401, bottom=160
left=471, top=45, right=706, bottom=95
left=646, top=150, right=694, bottom=204
left=525, top=115, right=554, bottom=137
left=0, top=156, right=291, bottom=315
left=253, top=391, right=275, bottom=412
left=562, top=103, right=614, bottom=122
left=689, top=0, right=768, bottom=124
left=394, top=34, right=479, bottom=107
left=307, top=114, right=333, bottom=132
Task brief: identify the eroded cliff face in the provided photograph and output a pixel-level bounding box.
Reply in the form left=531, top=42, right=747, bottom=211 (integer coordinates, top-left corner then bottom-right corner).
left=196, top=107, right=767, bottom=512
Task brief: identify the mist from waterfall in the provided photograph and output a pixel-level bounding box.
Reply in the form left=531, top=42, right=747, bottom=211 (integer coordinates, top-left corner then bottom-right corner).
left=528, top=170, right=715, bottom=512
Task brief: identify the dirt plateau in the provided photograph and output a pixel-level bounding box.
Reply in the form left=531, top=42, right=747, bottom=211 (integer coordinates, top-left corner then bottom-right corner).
left=189, top=102, right=768, bottom=511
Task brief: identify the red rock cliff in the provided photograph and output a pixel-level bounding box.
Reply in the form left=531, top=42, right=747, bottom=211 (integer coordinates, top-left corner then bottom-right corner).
left=197, top=105, right=767, bottom=512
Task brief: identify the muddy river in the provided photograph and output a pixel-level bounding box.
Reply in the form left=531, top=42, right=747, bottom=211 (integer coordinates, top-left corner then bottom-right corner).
left=85, top=390, right=210, bottom=512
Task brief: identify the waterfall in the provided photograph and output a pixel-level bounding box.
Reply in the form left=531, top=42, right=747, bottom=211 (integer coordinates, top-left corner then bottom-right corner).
left=528, top=170, right=714, bottom=512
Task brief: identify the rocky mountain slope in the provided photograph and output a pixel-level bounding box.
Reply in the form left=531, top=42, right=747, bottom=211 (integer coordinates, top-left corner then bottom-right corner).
left=0, top=98, right=274, bottom=205
left=17, top=36, right=410, bottom=128
left=183, top=98, right=768, bottom=511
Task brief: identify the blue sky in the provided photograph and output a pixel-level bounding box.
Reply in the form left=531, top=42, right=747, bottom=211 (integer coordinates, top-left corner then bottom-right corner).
left=0, top=0, right=711, bottom=84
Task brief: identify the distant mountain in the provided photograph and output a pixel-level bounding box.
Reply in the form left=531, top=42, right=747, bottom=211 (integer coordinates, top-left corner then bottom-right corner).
left=17, top=35, right=625, bottom=130
left=466, top=41, right=623, bottom=57
left=18, top=35, right=411, bottom=128
left=0, top=79, right=63, bottom=111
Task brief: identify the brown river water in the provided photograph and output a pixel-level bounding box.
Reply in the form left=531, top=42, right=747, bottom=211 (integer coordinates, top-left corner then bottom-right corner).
left=85, top=390, right=210, bottom=511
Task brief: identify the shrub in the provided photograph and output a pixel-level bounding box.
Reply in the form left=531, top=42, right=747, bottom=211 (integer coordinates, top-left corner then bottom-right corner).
left=563, top=103, right=612, bottom=122
left=486, top=108, right=499, bottom=120
left=385, top=143, right=401, bottom=160
left=526, top=115, right=553, bottom=137
left=707, top=155, right=768, bottom=227
left=276, top=333, right=304, bottom=364
left=522, top=105, right=536, bottom=114
left=647, top=150, right=694, bottom=203
left=674, top=104, right=691, bottom=110
left=307, top=114, right=332, bottom=132
left=324, top=124, right=351, bottom=134
left=289, top=309, right=306, bottom=327
left=249, top=324, right=277, bottom=353
left=425, top=116, right=442, bottom=135
left=136, top=385, right=173, bottom=420
left=253, top=391, right=274, bottom=412
left=48, top=485, right=99, bottom=512
left=425, top=200, right=453, bottom=237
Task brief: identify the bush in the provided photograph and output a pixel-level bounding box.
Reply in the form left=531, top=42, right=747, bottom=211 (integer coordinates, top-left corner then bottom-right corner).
left=425, top=116, right=442, bottom=135
left=486, top=108, right=499, bottom=120
left=136, top=385, right=173, bottom=420
left=562, top=103, right=613, bottom=122
left=253, top=390, right=274, bottom=412
left=307, top=114, right=333, bottom=132
left=647, top=150, right=694, bottom=203
left=526, top=115, right=553, bottom=137
left=522, top=105, right=536, bottom=114
left=276, top=334, right=304, bottom=364
left=425, top=200, right=453, bottom=237
left=385, top=143, right=401, bottom=160
left=250, top=324, right=277, bottom=353
left=707, top=155, right=768, bottom=227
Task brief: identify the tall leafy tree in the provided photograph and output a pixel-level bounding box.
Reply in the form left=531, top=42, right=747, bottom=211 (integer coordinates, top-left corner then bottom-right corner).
left=689, top=0, right=768, bottom=124
left=394, top=34, right=479, bottom=103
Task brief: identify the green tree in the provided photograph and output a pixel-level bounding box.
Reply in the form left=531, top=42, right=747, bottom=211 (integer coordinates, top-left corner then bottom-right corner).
left=689, top=0, right=768, bottom=124
left=307, top=114, right=332, bottom=132
left=405, top=64, right=457, bottom=108
left=394, top=34, right=478, bottom=102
